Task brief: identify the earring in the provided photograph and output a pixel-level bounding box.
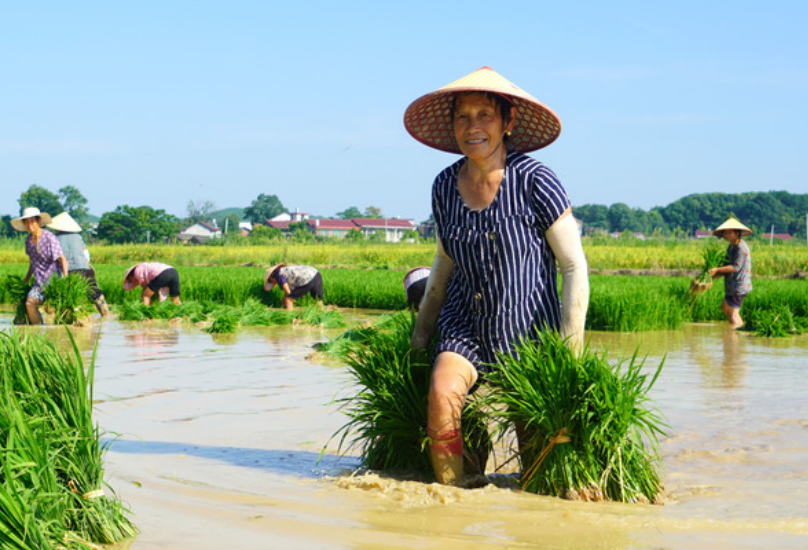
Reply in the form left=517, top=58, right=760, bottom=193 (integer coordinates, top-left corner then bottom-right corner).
left=506, top=131, right=512, bottom=137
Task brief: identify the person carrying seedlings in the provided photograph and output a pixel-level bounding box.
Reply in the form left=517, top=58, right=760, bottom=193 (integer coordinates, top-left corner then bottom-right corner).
left=708, top=217, right=753, bottom=329
left=12, top=207, right=69, bottom=324
left=264, top=263, right=324, bottom=310
left=404, top=67, right=590, bottom=485
left=46, top=212, right=110, bottom=316
left=403, top=266, right=431, bottom=311
left=123, top=262, right=182, bottom=306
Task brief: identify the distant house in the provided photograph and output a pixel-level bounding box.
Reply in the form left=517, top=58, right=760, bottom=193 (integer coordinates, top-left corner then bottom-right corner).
left=762, top=232, right=793, bottom=241
left=694, top=230, right=712, bottom=239
left=177, top=221, right=222, bottom=243
left=351, top=218, right=416, bottom=243
left=269, top=209, right=310, bottom=223
left=307, top=218, right=356, bottom=239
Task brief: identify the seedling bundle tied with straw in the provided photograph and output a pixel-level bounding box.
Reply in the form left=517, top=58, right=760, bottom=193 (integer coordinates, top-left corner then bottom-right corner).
left=328, top=314, right=666, bottom=504
left=689, top=243, right=726, bottom=299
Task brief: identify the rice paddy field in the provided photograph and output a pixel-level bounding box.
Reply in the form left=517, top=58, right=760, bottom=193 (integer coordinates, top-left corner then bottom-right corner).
left=1, top=239, right=808, bottom=549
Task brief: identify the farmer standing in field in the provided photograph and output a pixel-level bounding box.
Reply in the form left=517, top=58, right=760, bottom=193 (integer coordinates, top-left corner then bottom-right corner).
left=47, top=212, right=110, bottom=316
left=123, top=262, right=182, bottom=306
left=264, top=264, right=324, bottom=310
left=404, top=67, right=590, bottom=485
left=709, top=217, right=753, bottom=329
left=12, top=207, right=69, bottom=324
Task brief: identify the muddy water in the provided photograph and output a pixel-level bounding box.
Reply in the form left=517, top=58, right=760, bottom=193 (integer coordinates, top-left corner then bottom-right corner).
left=2, top=312, right=808, bottom=549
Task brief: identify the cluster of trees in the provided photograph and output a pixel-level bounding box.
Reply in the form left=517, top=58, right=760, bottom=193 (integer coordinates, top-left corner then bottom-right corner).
left=574, top=191, right=808, bottom=238
left=3, top=185, right=390, bottom=244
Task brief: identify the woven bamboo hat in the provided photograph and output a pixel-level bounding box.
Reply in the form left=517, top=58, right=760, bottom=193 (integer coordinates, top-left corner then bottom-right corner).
left=264, top=264, right=285, bottom=291
left=403, top=66, right=561, bottom=154
left=46, top=212, right=83, bottom=233
left=713, top=217, right=752, bottom=238
left=11, top=207, right=53, bottom=231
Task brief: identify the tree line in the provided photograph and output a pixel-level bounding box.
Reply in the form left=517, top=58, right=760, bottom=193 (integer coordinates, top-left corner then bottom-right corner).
left=573, top=191, right=808, bottom=238
left=1, top=185, right=390, bottom=244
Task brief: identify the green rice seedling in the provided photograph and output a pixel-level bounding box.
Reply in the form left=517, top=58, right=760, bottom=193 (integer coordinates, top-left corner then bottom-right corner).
left=205, top=310, right=240, bottom=334
left=43, top=273, right=93, bottom=324
left=2, top=275, right=32, bottom=324
left=0, top=330, right=137, bottom=545
left=483, top=332, right=666, bottom=503
left=688, top=243, right=725, bottom=299
left=238, top=299, right=294, bottom=326
left=745, top=304, right=808, bottom=337
left=329, top=312, right=489, bottom=478
left=294, top=306, right=347, bottom=329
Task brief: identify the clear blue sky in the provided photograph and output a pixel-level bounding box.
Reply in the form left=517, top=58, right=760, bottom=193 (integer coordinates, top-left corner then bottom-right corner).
left=2, top=1, right=806, bottom=223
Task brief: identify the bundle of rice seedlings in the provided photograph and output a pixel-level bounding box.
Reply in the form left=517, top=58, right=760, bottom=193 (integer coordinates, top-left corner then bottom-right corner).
left=204, top=310, right=240, bottom=334
left=0, top=330, right=137, bottom=546
left=43, top=273, right=93, bottom=324
left=483, top=331, right=666, bottom=503
left=238, top=298, right=294, bottom=326
left=294, top=305, right=346, bottom=329
left=2, top=275, right=33, bottom=325
left=689, top=243, right=725, bottom=298
left=329, top=312, right=489, bottom=478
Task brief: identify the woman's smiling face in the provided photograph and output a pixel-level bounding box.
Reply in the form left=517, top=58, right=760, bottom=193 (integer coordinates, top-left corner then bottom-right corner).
left=452, top=92, right=515, bottom=161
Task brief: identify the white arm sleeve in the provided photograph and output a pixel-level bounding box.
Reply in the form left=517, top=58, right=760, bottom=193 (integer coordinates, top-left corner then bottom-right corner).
left=546, top=211, right=589, bottom=352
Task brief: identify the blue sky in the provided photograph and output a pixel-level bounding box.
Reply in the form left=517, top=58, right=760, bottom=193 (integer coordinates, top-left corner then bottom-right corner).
left=1, top=1, right=806, bottom=223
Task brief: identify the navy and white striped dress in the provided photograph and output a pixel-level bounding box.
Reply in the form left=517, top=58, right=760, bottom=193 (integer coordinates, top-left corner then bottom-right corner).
left=433, top=150, right=570, bottom=373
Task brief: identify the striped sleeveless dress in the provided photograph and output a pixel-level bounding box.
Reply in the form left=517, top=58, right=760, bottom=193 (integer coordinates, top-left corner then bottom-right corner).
left=432, top=150, right=571, bottom=373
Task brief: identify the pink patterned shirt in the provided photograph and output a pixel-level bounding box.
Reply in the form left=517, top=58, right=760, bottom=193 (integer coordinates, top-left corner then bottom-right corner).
left=25, top=230, right=64, bottom=291
left=129, top=262, right=172, bottom=301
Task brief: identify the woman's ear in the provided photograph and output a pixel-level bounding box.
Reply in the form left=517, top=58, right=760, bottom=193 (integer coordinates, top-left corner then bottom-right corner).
left=505, top=106, right=517, bottom=133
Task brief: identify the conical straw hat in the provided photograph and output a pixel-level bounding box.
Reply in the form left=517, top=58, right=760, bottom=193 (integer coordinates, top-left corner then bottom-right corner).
left=713, top=218, right=752, bottom=238
left=46, top=212, right=83, bottom=233
left=403, top=66, right=561, bottom=154
left=264, top=264, right=285, bottom=291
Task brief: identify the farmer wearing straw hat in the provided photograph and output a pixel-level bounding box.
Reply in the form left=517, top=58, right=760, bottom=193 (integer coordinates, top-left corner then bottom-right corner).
left=264, top=263, right=324, bottom=310
left=12, top=207, right=69, bottom=324
left=709, top=217, right=753, bottom=329
left=123, top=262, right=182, bottom=305
left=405, top=67, right=590, bottom=485
left=46, top=212, right=110, bottom=316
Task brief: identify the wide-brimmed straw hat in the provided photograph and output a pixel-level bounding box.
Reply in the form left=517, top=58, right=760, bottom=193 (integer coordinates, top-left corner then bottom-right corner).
left=264, top=263, right=285, bottom=291
left=713, top=218, right=752, bottom=238
left=11, top=207, right=53, bottom=232
left=403, top=66, right=561, bottom=154
left=46, top=212, right=83, bottom=233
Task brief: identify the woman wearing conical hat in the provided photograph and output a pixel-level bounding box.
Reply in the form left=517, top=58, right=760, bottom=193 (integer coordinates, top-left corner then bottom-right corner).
left=708, top=217, right=753, bottom=329
left=405, top=67, right=590, bottom=485
left=46, top=212, right=110, bottom=316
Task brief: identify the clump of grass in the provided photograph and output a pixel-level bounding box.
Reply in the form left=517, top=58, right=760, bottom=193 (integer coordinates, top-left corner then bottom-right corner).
left=43, top=273, right=93, bottom=324
left=746, top=304, right=808, bottom=337
left=294, top=305, right=347, bottom=329
left=483, top=332, right=666, bottom=503
left=204, top=311, right=240, bottom=333
left=328, top=312, right=488, bottom=477
left=2, top=275, right=32, bottom=325
left=0, top=330, right=137, bottom=546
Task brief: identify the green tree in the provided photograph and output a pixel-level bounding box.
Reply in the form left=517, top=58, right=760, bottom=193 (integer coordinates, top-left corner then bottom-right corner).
left=345, top=228, right=364, bottom=241
left=244, top=194, right=286, bottom=224
left=0, top=215, right=15, bottom=237
left=18, top=184, right=62, bottom=216
left=58, top=185, right=89, bottom=224
left=186, top=200, right=217, bottom=224
left=364, top=206, right=383, bottom=218
left=223, top=213, right=242, bottom=234
left=249, top=224, right=283, bottom=242
left=336, top=206, right=362, bottom=219
left=96, top=205, right=181, bottom=244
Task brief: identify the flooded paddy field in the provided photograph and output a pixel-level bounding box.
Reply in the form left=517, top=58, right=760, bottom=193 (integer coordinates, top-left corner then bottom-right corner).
left=2, top=310, right=807, bottom=549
